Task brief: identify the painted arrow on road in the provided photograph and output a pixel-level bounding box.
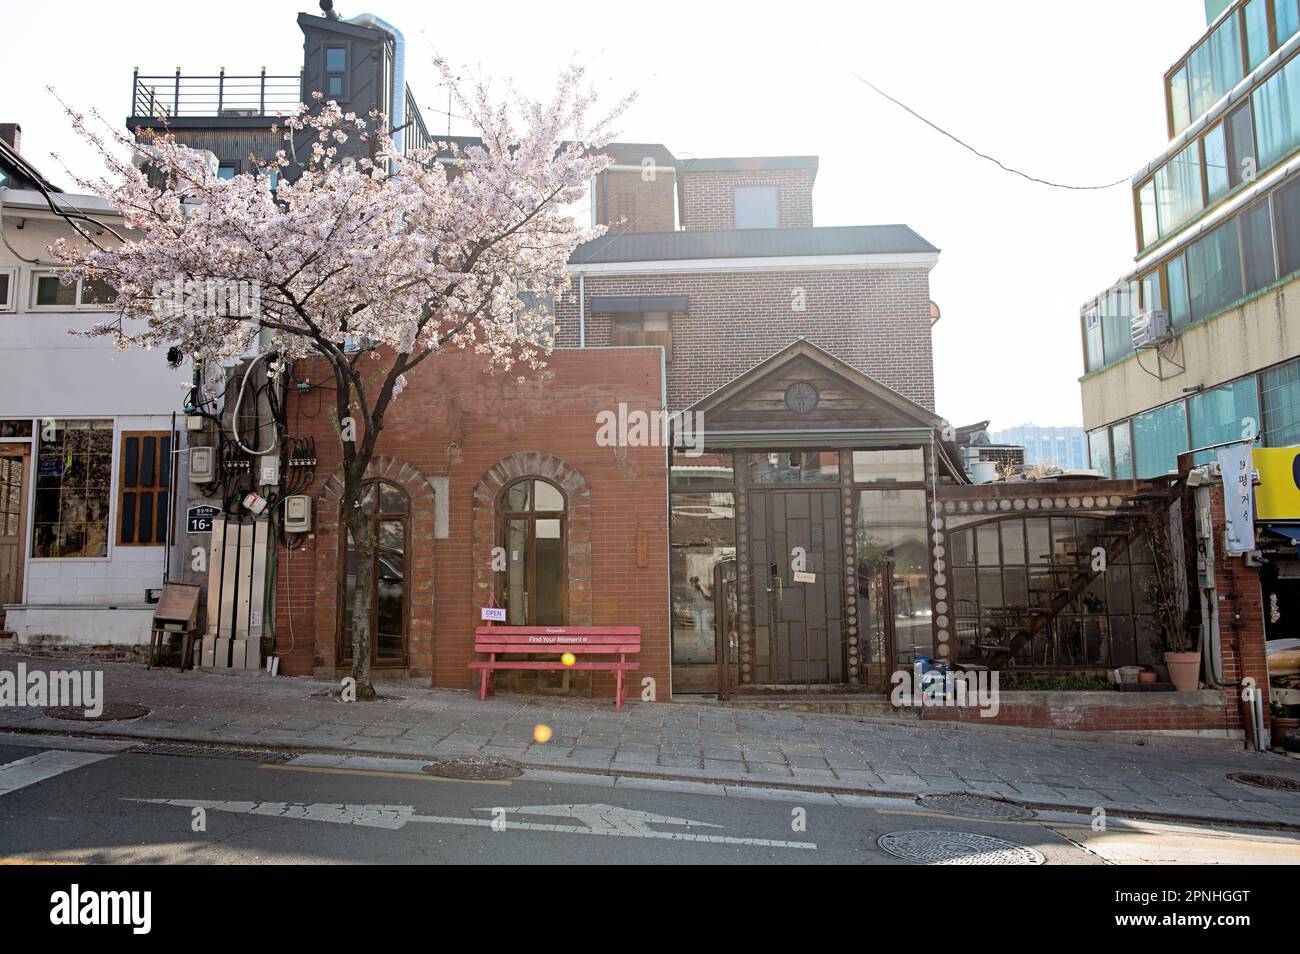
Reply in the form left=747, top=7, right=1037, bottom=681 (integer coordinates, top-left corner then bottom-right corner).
left=126, top=799, right=817, bottom=849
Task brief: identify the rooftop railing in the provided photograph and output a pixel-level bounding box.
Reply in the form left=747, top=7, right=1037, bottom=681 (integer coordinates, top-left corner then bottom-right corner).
left=131, top=69, right=434, bottom=157
left=130, top=68, right=302, bottom=120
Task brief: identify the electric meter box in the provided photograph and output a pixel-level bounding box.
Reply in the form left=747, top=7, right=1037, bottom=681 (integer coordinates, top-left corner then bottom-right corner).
left=189, top=446, right=215, bottom=483
left=283, top=495, right=312, bottom=533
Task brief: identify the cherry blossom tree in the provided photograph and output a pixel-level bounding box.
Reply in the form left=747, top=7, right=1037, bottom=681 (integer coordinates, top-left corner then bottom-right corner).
left=50, top=60, right=626, bottom=698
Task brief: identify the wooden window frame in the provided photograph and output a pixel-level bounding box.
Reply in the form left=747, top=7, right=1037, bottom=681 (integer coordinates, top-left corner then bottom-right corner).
left=336, top=478, right=411, bottom=668
left=116, top=430, right=171, bottom=547
left=494, top=478, right=568, bottom=627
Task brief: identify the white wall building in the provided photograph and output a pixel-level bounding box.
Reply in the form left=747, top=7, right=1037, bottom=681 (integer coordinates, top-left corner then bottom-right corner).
left=1, top=126, right=184, bottom=652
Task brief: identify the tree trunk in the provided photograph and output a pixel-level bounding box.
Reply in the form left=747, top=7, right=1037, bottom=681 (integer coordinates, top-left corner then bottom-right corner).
left=344, top=502, right=378, bottom=700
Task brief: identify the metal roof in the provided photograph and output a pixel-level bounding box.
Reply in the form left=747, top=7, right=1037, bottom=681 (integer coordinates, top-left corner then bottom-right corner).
left=569, top=224, right=938, bottom=265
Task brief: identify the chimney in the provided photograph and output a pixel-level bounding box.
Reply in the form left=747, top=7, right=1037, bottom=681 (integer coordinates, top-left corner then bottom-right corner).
left=0, top=123, right=20, bottom=153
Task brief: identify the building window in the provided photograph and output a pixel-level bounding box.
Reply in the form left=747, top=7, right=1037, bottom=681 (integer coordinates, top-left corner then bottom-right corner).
left=609, top=311, right=671, bottom=360
left=1187, top=217, right=1243, bottom=322
left=116, top=432, right=170, bottom=545
left=30, top=271, right=116, bottom=310
left=851, top=448, right=925, bottom=483
left=1246, top=0, right=1271, bottom=71
left=1261, top=357, right=1300, bottom=446
left=0, top=267, right=16, bottom=311
left=496, top=478, right=566, bottom=626
left=1190, top=378, right=1261, bottom=463
left=32, top=419, right=113, bottom=558
left=733, top=185, right=778, bottom=229
left=1254, top=54, right=1300, bottom=168
left=1227, top=100, right=1256, bottom=189
left=340, top=479, right=409, bottom=665
left=949, top=516, right=1158, bottom=669
left=1154, top=141, right=1203, bottom=237
left=1279, top=0, right=1300, bottom=46
left=1133, top=401, right=1189, bottom=478
left=855, top=488, right=931, bottom=667
left=1111, top=421, right=1134, bottom=479
left=1088, top=428, right=1112, bottom=477
left=31, top=272, right=76, bottom=308
left=670, top=491, right=736, bottom=666
left=747, top=451, right=839, bottom=485
left=217, top=164, right=237, bottom=180
left=324, top=45, right=348, bottom=100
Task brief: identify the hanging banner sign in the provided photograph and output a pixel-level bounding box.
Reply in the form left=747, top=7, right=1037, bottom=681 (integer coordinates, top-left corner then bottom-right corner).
left=1218, top=443, right=1255, bottom=553
left=480, top=606, right=506, bottom=622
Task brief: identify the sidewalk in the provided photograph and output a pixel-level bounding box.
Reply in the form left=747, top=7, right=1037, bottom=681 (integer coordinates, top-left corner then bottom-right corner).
left=3, top=652, right=1300, bottom=828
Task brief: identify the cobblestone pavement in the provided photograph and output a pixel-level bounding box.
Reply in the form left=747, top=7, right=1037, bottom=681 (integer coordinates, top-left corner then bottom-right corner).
left=3, top=653, right=1299, bottom=827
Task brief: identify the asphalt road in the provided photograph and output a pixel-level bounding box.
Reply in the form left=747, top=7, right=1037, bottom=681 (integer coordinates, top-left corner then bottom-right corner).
left=1, top=735, right=1297, bottom=865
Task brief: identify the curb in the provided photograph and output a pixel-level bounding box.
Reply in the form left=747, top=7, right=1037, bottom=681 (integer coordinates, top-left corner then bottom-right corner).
left=4, top=723, right=1298, bottom=834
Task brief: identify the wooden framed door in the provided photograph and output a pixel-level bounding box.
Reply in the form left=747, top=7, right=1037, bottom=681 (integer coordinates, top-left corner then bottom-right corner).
left=749, top=488, right=844, bottom=686
left=0, top=448, right=30, bottom=607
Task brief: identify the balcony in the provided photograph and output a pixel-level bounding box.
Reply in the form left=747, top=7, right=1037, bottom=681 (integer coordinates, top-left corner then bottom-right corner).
left=130, top=69, right=302, bottom=124
left=130, top=69, right=433, bottom=157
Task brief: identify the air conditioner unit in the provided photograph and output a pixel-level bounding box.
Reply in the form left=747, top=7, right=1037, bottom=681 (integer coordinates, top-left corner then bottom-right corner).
left=1130, top=309, right=1171, bottom=348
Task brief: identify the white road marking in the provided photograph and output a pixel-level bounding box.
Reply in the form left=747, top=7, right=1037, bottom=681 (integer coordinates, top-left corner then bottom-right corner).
left=0, top=751, right=115, bottom=796
left=127, top=798, right=817, bottom=849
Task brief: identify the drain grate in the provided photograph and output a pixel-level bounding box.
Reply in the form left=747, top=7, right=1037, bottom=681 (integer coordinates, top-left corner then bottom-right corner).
left=44, top=703, right=150, bottom=722
left=878, top=830, right=1045, bottom=865
left=422, top=756, right=523, bottom=780
left=129, top=742, right=297, bottom=764
left=918, top=793, right=1035, bottom=820
left=1226, top=772, right=1300, bottom=793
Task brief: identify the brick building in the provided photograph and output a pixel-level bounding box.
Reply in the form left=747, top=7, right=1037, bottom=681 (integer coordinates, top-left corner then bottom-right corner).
left=124, top=4, right=1274, bottom=738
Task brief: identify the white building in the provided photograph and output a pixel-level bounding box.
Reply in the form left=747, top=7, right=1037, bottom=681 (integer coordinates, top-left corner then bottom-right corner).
left=0, top=124, right=183, bottom=652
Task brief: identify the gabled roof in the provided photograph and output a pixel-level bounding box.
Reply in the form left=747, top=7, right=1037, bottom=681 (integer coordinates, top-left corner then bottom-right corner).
left=684, top=337, right=943, bottom=429
left=569, top=224, right=938, bottom=266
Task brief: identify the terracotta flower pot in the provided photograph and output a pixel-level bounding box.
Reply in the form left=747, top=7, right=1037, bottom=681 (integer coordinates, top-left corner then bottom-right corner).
left=1164, top=652, right=1201, bottom=692
left=1138, top=670, right=1157, bottom=684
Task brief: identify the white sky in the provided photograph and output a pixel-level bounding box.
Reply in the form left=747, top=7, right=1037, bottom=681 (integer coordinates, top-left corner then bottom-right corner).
left=3, top=0, right=1210, bottom=431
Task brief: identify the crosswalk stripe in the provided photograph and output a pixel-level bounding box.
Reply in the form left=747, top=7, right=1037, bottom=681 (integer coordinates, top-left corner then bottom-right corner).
left=0, top=750, right=114, bottom=796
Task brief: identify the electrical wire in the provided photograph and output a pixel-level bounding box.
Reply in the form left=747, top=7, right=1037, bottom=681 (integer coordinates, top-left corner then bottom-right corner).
left=758, top=0, right=1134, bottom=192
left=231, top=352, right=279, bottom=455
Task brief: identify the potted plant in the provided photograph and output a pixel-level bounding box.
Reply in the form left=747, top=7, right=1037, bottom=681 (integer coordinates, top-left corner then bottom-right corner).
left=1142, top=519, right=1201, bottom=691
left=1270, top=699, right=1299, bottom=749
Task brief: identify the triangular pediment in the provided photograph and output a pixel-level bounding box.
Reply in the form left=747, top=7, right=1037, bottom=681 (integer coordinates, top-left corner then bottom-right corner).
left=684, top=338, right=941, bottom=432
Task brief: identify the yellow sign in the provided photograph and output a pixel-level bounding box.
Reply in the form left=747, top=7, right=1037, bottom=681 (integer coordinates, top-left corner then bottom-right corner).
left=1253, top=448, right=1300, bottom=520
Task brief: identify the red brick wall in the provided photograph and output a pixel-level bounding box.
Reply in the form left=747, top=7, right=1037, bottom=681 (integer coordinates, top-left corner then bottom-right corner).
left=1205, top=482, right=1271, bottom=741
left=556, top=267, right=936, bottom=411
left=678, top=168, right=814, bottom=231
left=917, top=696, right=1233, bottom=732
left=272, top=347, right=671, bottom=700
left=593, top=169, right=676, bottom=233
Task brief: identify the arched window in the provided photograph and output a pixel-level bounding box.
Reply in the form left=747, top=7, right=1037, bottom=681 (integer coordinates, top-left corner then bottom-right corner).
left=496, top=478, right=566, bottom=625
left=340, top=479, right=409, bottom=666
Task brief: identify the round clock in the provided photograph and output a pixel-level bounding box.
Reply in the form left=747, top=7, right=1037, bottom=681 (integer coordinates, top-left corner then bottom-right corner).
left=785, top=381, right=819, bottom=414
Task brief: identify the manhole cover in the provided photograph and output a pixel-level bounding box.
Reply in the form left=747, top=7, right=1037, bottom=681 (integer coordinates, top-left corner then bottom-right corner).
left=1227, top=772, right=1300, bottom=793
left=422, top=757, right=523, bottom=780
left=878, top=830, right=1045, bottom=865
left=918, top=793, right=1035, bottom=820
left=129, top=742, right=296, bottom=763
left=43, top=703, right=150, bottom=722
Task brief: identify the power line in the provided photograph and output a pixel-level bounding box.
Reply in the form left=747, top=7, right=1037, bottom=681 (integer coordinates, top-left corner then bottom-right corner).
left=759, top=0, right=1135, bottom=192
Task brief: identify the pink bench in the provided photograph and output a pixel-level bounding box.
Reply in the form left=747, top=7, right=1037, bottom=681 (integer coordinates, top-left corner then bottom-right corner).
left=470, top=626, right=641, bottom=710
